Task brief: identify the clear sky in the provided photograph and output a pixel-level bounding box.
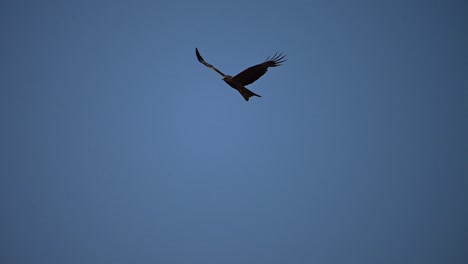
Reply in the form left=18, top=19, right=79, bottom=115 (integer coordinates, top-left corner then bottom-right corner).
left=1, top=0, right=467, bottom=263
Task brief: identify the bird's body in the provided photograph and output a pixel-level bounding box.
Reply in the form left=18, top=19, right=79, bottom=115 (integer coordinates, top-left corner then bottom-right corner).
left=222, top=75, right=261, bottom=101
left=195, top=48, right=286, bottom=101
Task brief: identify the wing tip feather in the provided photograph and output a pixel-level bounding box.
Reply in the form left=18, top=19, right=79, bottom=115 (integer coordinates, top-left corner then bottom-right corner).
left=195, top=47, right=204, bottom=63
left=264, top=51, right=287, bottom=66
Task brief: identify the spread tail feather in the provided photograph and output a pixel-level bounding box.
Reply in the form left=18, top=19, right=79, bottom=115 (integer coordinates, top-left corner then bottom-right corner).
left=238, top=87, right=261, bottom=101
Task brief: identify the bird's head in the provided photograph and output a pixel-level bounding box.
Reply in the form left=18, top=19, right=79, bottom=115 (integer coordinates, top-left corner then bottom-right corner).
left=222, top=75, right=232, bottom=81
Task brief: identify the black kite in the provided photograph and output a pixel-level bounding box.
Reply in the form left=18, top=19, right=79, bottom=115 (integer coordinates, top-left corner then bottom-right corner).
left=195, top=48, right=286, bottom=101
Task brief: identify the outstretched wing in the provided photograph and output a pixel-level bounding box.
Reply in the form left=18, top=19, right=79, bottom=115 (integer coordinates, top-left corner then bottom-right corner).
left=195, top=48, right=226, bottom=77
left=232, top=52, right=286, bottom=86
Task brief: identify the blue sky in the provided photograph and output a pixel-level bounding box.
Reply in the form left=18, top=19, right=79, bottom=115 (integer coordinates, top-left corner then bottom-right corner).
left=1, top=0, right=467, bottom=263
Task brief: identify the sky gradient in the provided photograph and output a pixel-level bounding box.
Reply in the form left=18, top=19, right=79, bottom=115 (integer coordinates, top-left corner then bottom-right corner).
left=1, top=0, right=467, bottom=263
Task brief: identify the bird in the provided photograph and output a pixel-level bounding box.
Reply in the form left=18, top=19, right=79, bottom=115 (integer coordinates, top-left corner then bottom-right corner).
left=195, top=48, right=286, bottom=101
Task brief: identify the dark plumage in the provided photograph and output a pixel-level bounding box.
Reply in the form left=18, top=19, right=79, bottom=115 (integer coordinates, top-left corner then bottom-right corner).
left=195, top=48, right=286, bottom=101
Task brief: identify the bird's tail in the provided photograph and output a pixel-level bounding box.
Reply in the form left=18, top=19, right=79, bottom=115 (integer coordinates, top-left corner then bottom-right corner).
left=239, top=87, right=261, bottom=101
